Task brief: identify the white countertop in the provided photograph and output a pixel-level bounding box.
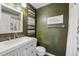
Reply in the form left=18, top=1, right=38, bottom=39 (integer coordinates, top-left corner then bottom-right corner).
left=0, top=37, right=37, bottom=55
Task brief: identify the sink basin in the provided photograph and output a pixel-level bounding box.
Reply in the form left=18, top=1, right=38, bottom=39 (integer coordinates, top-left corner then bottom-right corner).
left=4, top=38, right=22, bottom=45
left=3, top=37, right=35, bottom=46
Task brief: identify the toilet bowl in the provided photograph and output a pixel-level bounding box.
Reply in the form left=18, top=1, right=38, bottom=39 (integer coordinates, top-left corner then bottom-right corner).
left=36, top=46, right=46, bottom=56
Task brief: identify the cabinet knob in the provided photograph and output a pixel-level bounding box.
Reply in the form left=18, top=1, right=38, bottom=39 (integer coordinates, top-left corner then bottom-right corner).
left=31, top=51, right=33, bottom=53
left=31, top=44, right=33, bottom=46
left=25, top=48, right=28, bottom=50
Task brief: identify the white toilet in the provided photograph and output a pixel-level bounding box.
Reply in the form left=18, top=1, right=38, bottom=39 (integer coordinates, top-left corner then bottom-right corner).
left=36, top=46, right=46, bottom=56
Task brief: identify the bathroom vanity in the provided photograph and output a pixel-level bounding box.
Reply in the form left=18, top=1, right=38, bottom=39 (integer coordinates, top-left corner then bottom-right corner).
left=0, top=37, right=37, bottom=56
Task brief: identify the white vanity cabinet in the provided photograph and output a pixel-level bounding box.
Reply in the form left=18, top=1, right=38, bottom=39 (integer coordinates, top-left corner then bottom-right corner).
left=0, top=4, right=23, bottom=34
left=15, top=41, right=36, bottom=56
left=0, top=37, right=37, bottom=56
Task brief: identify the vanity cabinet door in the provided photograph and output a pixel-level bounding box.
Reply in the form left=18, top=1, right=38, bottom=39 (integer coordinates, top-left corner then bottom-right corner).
left=29, top=46, right=36, bottom=56
left=24, top=46, right=30, bottom=56
left=23, top=41, right=37, bottom=56
left=2, top=49, right=18, bottom=56
left=29, top=42, right=36, bottom=56
left=16, top=44, right=31, bottom=56
left=17, top=47, right=26, bottom=56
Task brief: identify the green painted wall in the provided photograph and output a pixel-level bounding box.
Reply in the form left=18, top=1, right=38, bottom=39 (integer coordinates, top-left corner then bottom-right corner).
left=36, top=3, right=69, bottom=56
left=0, top=8, right=28, bottom=42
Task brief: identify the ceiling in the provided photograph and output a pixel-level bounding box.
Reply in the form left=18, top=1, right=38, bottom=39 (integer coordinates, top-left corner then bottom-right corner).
left=30, top=3, right=50, bottom=9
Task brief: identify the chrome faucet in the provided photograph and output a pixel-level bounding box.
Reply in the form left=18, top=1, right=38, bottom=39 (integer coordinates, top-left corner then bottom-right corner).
left=13, top=33, right=19, bottom=39
left=14, top=33, right=16, bottom=39
left=8, top=36, right=11, bottom=40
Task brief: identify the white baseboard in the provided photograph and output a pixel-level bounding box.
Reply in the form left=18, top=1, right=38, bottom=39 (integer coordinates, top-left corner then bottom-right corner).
left=45, top=52, right=55, bottom=56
